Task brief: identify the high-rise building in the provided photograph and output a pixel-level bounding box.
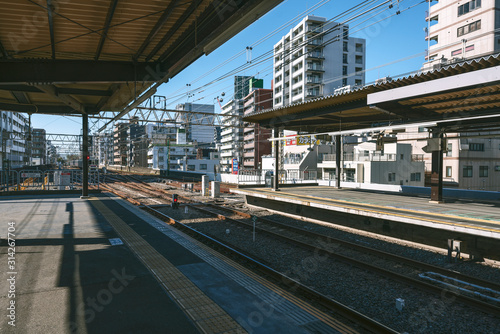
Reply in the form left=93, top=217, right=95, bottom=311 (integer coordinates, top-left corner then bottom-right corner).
left=273, top=15, right=366, bottom=108
left=423, top=0, right=499, bottom=71
left=175, top=103, right=215, bottom=144
left=113, top=123, right=128, bottom=166
left=31, top=128, right=47, bottom=165
left=128, top=117, right=146, bottom=167
left=243, top=88, right=273, bottom=169
left=220, top=99, right=244, bottom=173
left=0, top=111, right=28, bottom=169
left=234, top=76, right=254, bottom=100
left=93, top=131, right=113, bottom=166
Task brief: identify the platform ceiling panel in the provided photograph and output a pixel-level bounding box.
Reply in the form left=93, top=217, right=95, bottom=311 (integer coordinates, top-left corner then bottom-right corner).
left=0, top=0, right=283, bottom=116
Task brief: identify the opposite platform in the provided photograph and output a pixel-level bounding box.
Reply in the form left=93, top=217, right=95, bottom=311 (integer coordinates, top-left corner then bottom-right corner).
left=233, top=186, right=500, bottom=260
left=0, top=193, right=356, bottom=334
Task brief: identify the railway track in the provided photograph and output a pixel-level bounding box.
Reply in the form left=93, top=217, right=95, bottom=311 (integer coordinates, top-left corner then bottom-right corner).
left=187, top=203, right=500, bottom=316
left=99, top=177, right=500, bottom=328
left=99, top=176, right=399, bottom=333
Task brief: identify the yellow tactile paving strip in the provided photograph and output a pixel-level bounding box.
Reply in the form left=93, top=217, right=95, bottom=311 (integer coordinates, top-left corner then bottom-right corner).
left=162, top=213, right=359, bottom=334
left=251, top=188, right=500, bottom=233
left=89, top=198, right=247, bottom=334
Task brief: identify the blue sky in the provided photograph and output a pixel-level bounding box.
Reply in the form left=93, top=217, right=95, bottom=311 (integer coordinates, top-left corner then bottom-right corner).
left=32, top=0, right=430, bottom=135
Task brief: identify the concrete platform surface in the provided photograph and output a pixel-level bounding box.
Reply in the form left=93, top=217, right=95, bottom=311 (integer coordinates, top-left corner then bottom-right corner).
left=0, top=194, right=350, bottom=334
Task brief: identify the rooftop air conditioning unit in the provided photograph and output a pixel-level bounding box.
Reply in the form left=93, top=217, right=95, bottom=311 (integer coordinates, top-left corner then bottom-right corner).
left=375, top=77, right=392, bottom=85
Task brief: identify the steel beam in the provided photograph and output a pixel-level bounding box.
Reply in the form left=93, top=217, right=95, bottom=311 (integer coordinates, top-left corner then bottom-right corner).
left=145, top=1, right=199, bottom=61
left=36, top=84, right=87, bottom=114
left=0, top=40, right=9, bottom=58
left=95, top=0, right=119, bottom=61
left=46, top=0, right=56, bottom=59
left=134, top=0, right=181, bottom=60
left=0, top=102, right=83, bottom=114
left=0, top=60, right=161, bottom=84
left=82, top=114, right=89, bottom=198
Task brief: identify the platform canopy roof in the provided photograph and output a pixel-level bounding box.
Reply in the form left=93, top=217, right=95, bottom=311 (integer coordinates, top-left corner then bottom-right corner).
left=0, top=0, right=282, bottom=116
left=244, top=53, right=500, bottom=133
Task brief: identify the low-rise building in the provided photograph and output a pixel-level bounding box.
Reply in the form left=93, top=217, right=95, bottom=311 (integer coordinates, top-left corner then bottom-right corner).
left=318, top=142, right=425, bottom=186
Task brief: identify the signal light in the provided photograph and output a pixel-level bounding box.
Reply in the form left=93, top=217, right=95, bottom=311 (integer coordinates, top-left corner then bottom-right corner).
left=171, top=194, right=179, bottom=209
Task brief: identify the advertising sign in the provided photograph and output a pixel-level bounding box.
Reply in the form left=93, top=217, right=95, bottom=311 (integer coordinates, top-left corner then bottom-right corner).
left=232, top=158, right=239, bottom=175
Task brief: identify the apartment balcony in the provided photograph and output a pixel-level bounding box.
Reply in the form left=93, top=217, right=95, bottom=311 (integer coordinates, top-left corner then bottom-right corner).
left=306, top=25, right=323, bottom=34
left=243, top=143, right=255, bottom=151
left=306, top=38, right=323, bottom=46
left=244, top=132, right=256, bottom=140
left=306, top=51, right=324, bottom=59
left=306, top=89, right=321, bottom=98
left=306, top=64, right=324, bottom=72
left=306, top=76, right=322, bottom=84
left=221, top=143, right=238, bottom=151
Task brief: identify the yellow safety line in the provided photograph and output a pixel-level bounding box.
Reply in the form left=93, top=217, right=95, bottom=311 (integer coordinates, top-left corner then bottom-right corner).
left=89, top=198, right=246, bottom=334
left=165, top=218, right=360, bottom=334
left=252, top=188, right=500, bottom=232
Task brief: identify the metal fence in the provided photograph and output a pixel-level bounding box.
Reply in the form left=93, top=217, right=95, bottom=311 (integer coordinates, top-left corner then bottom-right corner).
left=237, top=169, right=317, bottom=185
left=0, top=169, right=100, bottom=191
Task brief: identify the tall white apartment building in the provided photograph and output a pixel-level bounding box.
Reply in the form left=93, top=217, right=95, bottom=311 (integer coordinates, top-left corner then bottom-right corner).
left=0, top=111, right=28, bottom=169
left=424, top=0, right=500, bottom=70
left=273, top=15, right=366, bottom=108
left=93, top=131, right=113, bottom=166
left=220, top=99, right=244, bottom=173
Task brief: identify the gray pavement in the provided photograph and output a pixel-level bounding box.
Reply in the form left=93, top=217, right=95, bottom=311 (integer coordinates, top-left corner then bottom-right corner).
left=0, top=194, right=198, bottom=334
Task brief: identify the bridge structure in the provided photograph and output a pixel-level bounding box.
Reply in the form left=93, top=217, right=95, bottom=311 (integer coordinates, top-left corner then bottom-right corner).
left=243, top=54, right=500, bottom=202
left=0, top=0, right=284, bottom=197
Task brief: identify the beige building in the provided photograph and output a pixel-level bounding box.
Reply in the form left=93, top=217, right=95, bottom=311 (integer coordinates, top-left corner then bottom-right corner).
left=398, top=127, right=500, bottom=191
left=423, top=0, right=500, bottom=70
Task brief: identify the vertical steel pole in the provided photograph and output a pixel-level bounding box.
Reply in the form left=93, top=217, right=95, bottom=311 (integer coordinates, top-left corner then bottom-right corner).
left=273, top=128, right=280, bottom=191
left=82, top=114, right=89, bottom=198
left=336, top=135, right=342, bottom=189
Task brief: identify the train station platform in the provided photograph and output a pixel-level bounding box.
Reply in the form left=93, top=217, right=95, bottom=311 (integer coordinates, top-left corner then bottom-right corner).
left=232, top=186, right=500, bottom=261
left=0, top=193, right=351, bottom=334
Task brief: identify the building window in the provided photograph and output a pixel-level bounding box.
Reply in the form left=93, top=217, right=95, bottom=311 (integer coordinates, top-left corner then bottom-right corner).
left=343, top=41, right=348, bottom=52
left=343, top=54, right=348, bottom=64
left=343, top=26, right=349, bottom=39
left=457, top=20, right=481, bottom=37
left=458, top=0, right=481, bottom=17
left=200, top=164, right=207, bottom=170
left=355, top=67, right=363, bottom=75
left=187, top=165, right=195, bottom=171
left=355, top=79, right=362, bottom=86
left=446, top=166, right=452, bottom=177
left=342, top=66, right=348, bottom=76
left=469, top=143, right=484, bottom=151
left=355, top=43, right=363, bottom=52
left=410, top=172, right=421, bottom=182
left=342, top=78, right=348, bottom=86
left=463, top=166, right=473, bottom=178
left=479, top=166, right=488, bottom=177
left=355, top=55, right=363, bottom=64
left=446, top=143, right=453, bottom=157
left=388, top=173, right=396, bottom=182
